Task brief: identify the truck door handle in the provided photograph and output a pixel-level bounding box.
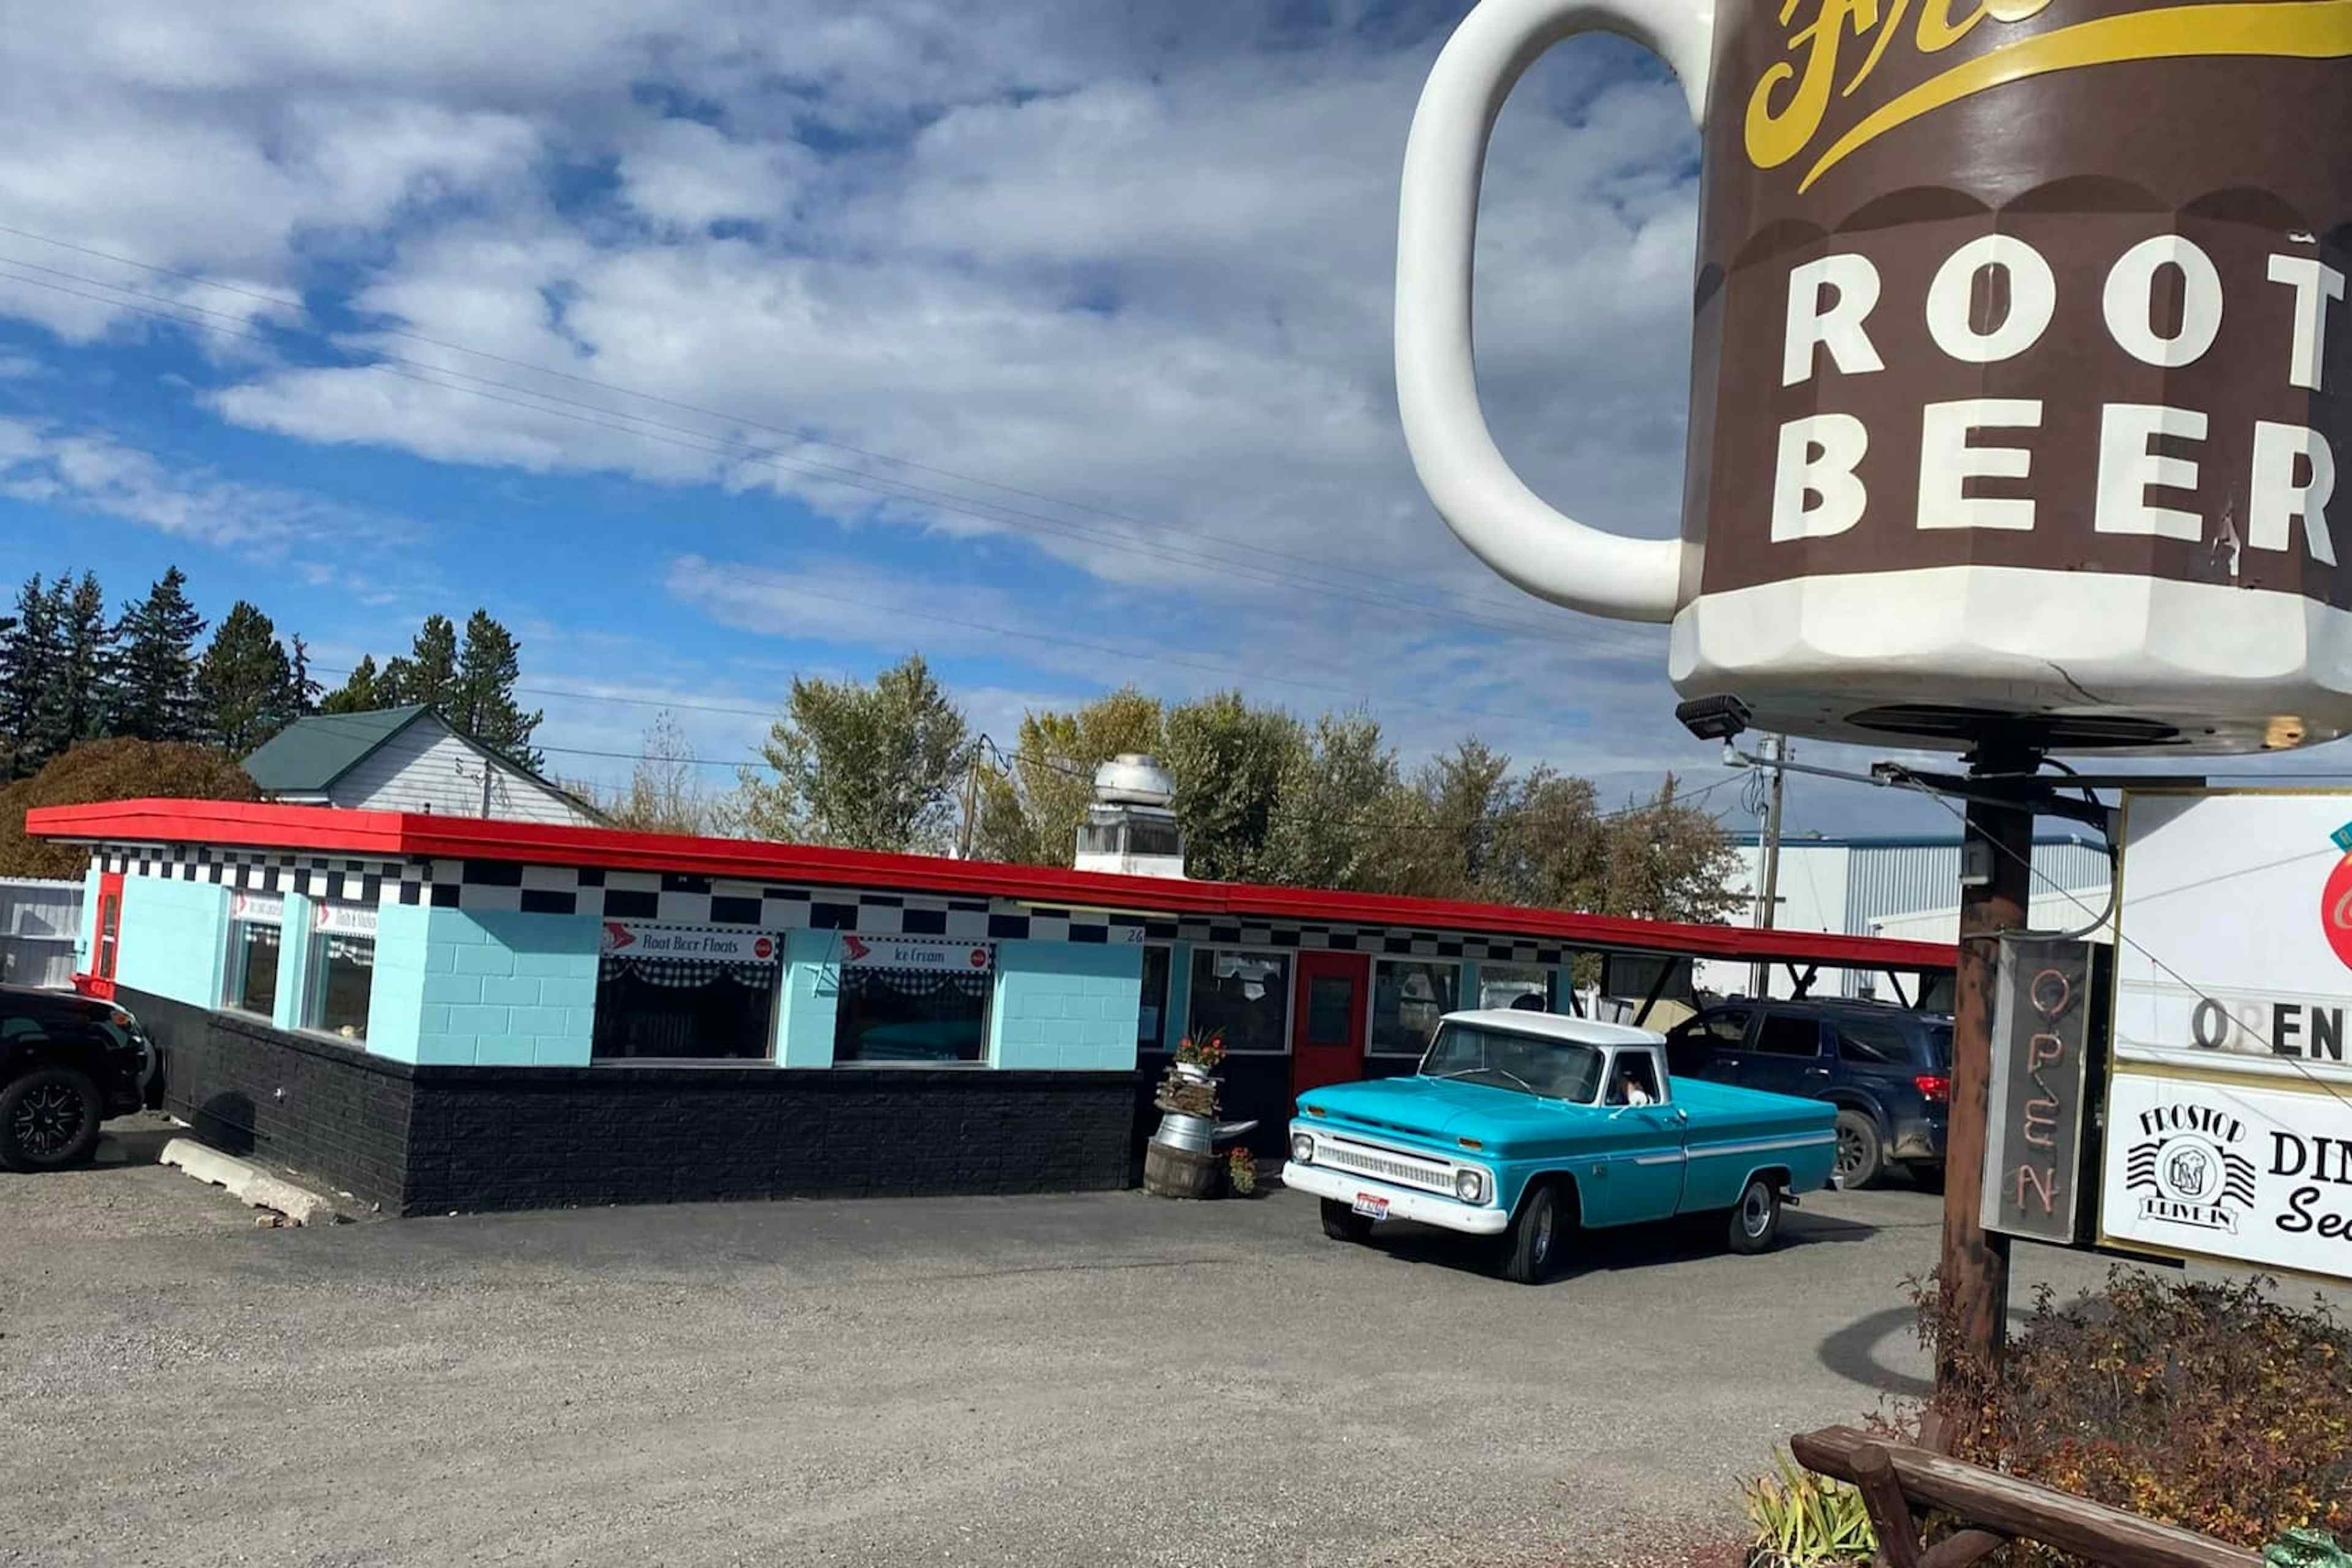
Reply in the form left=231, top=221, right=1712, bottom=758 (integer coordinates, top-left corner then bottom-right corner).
left=1806, top=1067, right=1830, bottom=1076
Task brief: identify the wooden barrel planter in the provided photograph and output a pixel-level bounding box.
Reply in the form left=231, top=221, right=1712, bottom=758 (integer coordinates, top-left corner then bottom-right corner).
left=1143, top=1140, right=1222, bottom=1199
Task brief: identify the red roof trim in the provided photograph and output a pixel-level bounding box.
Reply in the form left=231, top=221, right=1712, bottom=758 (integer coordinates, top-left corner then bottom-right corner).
left=27, top=799, right=1957, bottom=971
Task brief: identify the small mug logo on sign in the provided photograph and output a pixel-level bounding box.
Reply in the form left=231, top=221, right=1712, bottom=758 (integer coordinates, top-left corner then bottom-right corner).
left=2124, top=1102, right=2260, bottom=1235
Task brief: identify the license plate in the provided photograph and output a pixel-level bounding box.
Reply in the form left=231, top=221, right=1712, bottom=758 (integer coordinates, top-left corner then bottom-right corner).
left=1351, top=1193, right=1390, bottom=1220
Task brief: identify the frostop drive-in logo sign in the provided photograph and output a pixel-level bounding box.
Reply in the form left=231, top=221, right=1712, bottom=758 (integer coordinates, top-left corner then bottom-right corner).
left=2323, top=855, right=2352, bottom=971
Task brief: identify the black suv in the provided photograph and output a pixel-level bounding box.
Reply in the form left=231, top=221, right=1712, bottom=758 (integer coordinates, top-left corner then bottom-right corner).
left=1664, top=998, right=1951, bottom=1190
left=0, top=985, right=160, bottom=1172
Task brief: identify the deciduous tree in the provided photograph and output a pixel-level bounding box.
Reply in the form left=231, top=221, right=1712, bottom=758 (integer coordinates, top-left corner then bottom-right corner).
left=736, top=654, right=970, bottom=853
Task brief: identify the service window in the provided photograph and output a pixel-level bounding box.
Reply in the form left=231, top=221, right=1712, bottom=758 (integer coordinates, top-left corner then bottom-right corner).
left=1137, top=944, right=1172, bottom=1052
left=833, top=937, right=994, bottom=1063
left=594, top=923, right=781, bottom=1061
left=1370, top=959, right=1460, bottom=1055
left=223, top=892, right=285, bottom=1017
left=1186, top=948, right=1292, bottom=1053
left=1477, top=962, right=1554, bottom=1012
left=227, top=923, right=282, bottom=1016
left=305, top=905, right=378, bottom=1042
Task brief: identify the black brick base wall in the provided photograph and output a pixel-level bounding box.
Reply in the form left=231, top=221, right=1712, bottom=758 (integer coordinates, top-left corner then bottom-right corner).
left=127, top=988, right=413, bottom=1212
left=126, top=988, right=1136, bottom=1217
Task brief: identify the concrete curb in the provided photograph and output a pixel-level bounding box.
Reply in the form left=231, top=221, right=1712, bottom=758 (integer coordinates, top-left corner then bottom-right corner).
left=159, top=1138, right=339, bottom=1226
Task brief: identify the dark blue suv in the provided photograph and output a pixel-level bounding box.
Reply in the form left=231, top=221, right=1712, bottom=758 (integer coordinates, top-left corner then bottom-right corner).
left=1663, top=999, right=1950, bottom=1191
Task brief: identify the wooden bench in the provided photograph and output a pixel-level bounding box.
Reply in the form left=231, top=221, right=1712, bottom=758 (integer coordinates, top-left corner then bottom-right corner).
left=1789, top=1425, right=2260, bottom=1568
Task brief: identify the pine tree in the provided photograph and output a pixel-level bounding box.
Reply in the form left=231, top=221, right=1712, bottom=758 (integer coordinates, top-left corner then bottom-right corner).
left=37, top=572, right=115, bottom=763
left=196, top=601, right=296, bottom=755
left=285, top=634, right=320, bottom=719
left=110, top=567, right=207, bottom=742
left=381, top=614, right=458, bottom=712
left=0, top=575, right=58, bottom=777
left=320, top=654, right=385, bottom=714
left=450, top=609, right=543, bottom=770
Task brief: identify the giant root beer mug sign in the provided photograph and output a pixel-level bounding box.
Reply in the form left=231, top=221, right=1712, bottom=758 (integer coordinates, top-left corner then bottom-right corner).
left=1397, top=0, right=2352, bottom=752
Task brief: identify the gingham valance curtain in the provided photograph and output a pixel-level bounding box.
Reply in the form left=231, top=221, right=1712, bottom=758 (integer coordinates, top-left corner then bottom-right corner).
left=843, top=967, right=990, bottom=1000
left=600, top=954, right=778, bottom=989
left=322, top=935, right=373, bottom=970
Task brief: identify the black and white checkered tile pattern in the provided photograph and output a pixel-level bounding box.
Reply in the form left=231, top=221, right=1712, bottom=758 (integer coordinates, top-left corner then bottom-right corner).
left=94, top=842, right=1562, bottom=962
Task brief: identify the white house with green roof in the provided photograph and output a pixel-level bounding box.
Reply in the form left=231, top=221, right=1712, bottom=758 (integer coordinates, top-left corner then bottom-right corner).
left=240, top=706, right=603, bottom=826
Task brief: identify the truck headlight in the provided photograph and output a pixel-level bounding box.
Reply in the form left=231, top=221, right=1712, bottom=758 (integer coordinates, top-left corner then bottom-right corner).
left=1454, top=1167, right=1487, bottom=1204
left=1290, top=1133, right=1314, bottom=1165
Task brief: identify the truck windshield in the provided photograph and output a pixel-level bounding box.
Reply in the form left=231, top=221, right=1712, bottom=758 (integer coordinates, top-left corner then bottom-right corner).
left=1419, top=1022, right=1602, bottom=1102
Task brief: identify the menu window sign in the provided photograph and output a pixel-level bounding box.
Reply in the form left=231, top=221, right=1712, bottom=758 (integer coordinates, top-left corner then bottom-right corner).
left=229, top=891, right=285, bottom=925
left=2100, top=1075, right=2352, bottom=1282
left=1983, top=937, right=2098, bottom=1247
left=312, top=902, right=377, bottom=938
left=601, top=921, right=777, bottom=963
left=837, top=933, right=992, bottom=972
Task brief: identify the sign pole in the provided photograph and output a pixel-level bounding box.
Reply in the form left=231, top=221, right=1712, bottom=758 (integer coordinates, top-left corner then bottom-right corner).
left=1935, top=750, right=2034, bottom=1421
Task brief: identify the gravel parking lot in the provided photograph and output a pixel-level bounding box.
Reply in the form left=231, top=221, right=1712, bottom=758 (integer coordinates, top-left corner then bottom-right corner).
left=2, top=1123, right=2327, bottom=1568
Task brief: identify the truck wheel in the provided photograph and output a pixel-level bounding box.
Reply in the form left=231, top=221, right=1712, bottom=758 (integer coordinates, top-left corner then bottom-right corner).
left=1833, top=1110, right=1885, bottom=1190
left=1320, top=1199, right=1374, bottom=1243
left=1500, top=1182, right=1564, bottom=1285
left=1728, top=1175, right=1782, bottom=1254
left=0, top=1068, right=103, bottom=1172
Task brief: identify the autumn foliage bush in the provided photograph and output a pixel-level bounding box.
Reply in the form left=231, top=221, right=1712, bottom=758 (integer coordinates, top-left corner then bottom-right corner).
left=0, top=739, right=257, bottom=878
left=1912, top=1267, right=2352, bottom=1559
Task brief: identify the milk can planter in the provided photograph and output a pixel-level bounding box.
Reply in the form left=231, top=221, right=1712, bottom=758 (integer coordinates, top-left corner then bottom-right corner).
left=1144, top=1033, right=1255, bottom=1199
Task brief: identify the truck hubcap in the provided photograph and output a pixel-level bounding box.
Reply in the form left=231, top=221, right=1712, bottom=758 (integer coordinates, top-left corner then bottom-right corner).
left=1743, top=1186, right=1772, bottom=1237
left=13, top=1084, right=83, bottom=1157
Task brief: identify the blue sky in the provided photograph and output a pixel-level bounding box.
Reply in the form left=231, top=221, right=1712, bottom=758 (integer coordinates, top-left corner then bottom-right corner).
left=0, top=0, right=2247, bottom=837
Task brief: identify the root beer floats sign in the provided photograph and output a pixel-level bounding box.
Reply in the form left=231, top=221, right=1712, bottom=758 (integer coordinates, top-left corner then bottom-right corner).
left=2092, top=790, right=2352, bottom=1279
left=1395, top=0, right=2352, bottom=752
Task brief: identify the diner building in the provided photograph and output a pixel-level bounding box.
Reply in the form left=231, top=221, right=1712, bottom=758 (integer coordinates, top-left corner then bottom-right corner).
left=41, top=798, right=1954, bottom=1216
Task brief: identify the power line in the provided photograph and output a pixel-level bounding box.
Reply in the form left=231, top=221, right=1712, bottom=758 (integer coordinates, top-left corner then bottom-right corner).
left=0, top=247, right=1661, bottom=660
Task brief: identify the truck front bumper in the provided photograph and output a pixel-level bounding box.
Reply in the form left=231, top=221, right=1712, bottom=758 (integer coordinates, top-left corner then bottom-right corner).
left=1282, top=1162, right=1512, bottom=1235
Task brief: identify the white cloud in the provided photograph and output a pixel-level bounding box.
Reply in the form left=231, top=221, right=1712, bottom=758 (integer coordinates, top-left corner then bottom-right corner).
left=0, top=417, right=404, bottom=550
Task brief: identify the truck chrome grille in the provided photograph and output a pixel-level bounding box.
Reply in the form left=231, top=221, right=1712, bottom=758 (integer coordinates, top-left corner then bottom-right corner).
left=1317, top=1137, right=1455, bottom=1195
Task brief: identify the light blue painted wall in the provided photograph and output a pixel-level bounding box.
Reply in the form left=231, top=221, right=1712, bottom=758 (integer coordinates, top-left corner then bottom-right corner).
left=775, top=928, right=840, bottom=1067
left=990, top=940, right=1143, bottom=1072
left=1161, top=941, right=1193, bottom=1052
left=113, top=876, right=229, bottom=1007
left=274, top=893, right=315, bottom=1031
left=364, top=902, right=431, bottom=1063
left=413, top=908, right=601, bottom=1066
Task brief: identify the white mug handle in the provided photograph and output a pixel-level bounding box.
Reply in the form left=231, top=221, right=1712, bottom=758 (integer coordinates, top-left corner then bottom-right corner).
left=1395, top=0, right=1714, bottom=624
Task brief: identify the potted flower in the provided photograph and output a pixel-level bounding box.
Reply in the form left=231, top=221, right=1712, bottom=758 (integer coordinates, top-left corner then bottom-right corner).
left=1172, top=1029, right=1226, bottom=1084
left=1226, top=1144, right=1257, bottom=1197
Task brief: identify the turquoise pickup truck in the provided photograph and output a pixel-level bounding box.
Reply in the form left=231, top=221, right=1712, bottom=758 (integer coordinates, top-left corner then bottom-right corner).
left=1281, top=1009, right=1838, bottom=1283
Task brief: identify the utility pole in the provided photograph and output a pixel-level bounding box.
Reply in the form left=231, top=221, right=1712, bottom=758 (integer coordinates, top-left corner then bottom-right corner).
left=1750, top=734, right=1788, bottom=998
left=955, top=742, right=984, bottom=860
left=1934, top=741, right=2034, bottom=1434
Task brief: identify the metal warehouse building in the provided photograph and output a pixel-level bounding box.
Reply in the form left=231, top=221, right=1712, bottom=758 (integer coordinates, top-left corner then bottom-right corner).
left=43, top=799, right=1953, bottom=1216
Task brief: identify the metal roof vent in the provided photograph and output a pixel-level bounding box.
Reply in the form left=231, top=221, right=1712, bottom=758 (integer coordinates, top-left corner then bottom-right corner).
left=1076, top=755, right=1185, bottom=878
left=1092, top=753, right=1175, bottom=808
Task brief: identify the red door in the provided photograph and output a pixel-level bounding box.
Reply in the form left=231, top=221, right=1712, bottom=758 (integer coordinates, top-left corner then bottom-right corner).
left=1291, top=951, right=1370, bottom=1096
left=83, top=871, right=124, bottom=1000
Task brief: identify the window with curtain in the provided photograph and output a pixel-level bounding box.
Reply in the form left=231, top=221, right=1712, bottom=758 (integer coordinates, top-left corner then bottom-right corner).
left=592, top=954, right=778, bottom=1061
left=834, top=967, right=992, bottom=1063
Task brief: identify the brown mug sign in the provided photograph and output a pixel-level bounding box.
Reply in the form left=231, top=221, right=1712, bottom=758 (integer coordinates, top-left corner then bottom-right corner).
left=1397, top=0, right=2352, bottom=754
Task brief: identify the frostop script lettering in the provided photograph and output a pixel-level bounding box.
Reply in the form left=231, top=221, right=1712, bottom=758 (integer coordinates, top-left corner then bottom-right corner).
left=1771, top=234, right=2343, bottom=557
